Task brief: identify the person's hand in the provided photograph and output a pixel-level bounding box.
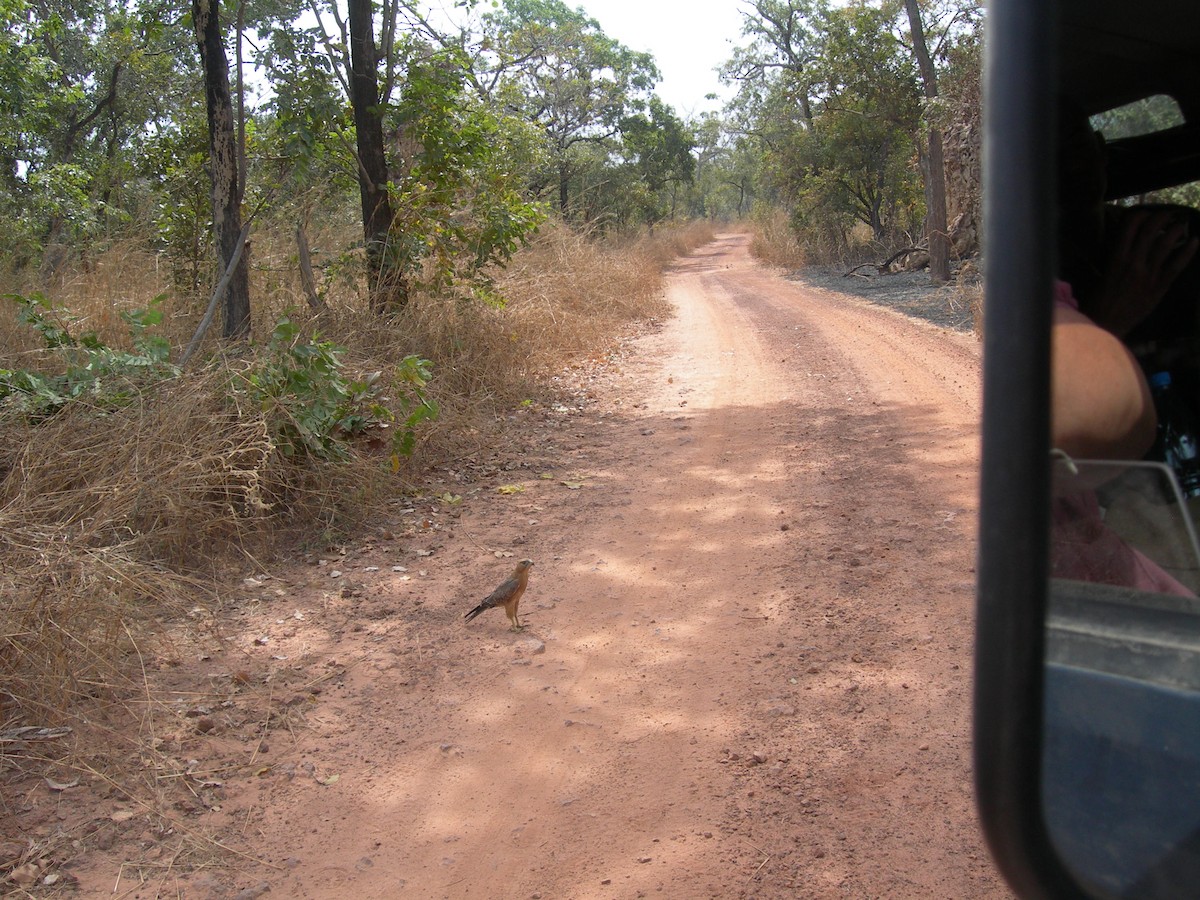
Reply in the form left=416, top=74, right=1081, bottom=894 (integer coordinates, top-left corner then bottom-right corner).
left=1091, top=208, right=1200, bottom=336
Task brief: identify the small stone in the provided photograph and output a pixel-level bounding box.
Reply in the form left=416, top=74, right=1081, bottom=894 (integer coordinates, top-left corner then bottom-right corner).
left=232, top=882, right=272, bottom=900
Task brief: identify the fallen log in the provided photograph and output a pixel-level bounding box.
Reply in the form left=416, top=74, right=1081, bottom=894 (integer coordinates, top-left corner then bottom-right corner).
left=844, top=247, right=927, bottom=277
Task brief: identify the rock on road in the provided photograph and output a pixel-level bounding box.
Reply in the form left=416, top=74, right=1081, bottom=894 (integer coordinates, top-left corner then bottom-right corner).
left=104, top=234, right=1007, bottom=899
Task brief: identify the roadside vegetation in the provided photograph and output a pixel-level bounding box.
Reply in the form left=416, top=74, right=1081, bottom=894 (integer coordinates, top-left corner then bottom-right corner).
left=0, top=0, right=723, bottom=744
left=0, top=219, right=713, bottom=732
left=727, top=0, right=983, bottom=276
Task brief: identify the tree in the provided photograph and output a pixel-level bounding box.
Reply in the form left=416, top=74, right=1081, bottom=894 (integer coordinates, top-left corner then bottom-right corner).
left=723, top=0, right=830, bottom=130
left=1, top=0, right=194, bottom=270
left=385, top=44, right=547, bottom=299
left=675, top=111, right=762, bottom=222
left=294, top=0, right=545, bottom=309
left=618, top=98, right=696, bottom=224
left=192, top=0, right=251, bottom=338
left=138, top=94, right=216, bottom=296
left=904, top=0, right=950, bottom=282
left=347, top=0, right=404, bottom=311
left=940, top=32, right=981, bottom=255
left=479, top=0, right=659, bottom=217
left=724, top=0, right=926, bottom=260
left=257, top=18, right=355, bottom=204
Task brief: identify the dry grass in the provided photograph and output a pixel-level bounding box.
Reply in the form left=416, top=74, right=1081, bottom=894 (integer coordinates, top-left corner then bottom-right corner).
left=954, top=259, right=986, bottom=338
left=0, top=219, right=712, bottom=745
left=749, top=210, right=902, bottom=270
left=299, top=220, right=716, bottom=462
left=2, top=374, right=276, bottom=724
left=748, top=209, right=808, bottom=269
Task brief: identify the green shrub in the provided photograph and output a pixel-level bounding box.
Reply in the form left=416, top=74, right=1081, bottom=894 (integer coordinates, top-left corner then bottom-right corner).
left=238, top=316, right=438, bottom=463
left=0, top=293, right=178, bottom=417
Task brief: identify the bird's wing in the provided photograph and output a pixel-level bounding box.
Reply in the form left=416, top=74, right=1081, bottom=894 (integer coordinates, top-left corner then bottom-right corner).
left=481, top=576, right=519, bottom=607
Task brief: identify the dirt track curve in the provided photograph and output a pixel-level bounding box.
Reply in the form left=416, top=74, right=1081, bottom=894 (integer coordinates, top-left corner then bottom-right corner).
left=75, top=233, right=1008, bottom=898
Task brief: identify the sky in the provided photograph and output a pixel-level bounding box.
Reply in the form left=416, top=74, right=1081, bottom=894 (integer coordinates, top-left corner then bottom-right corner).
left=572, top=0, right=747, bottom=118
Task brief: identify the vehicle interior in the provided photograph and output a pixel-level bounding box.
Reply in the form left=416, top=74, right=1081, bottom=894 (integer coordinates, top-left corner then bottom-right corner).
left=977, top=1, right=1200, bottom=897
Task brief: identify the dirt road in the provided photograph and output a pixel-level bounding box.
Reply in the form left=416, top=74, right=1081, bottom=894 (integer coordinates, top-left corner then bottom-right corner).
left=74, top=234, right=1006, bottom=898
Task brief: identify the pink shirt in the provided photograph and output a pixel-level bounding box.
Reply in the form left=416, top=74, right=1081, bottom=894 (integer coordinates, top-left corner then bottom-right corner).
left=1054, top=279, right=1079, bottom=310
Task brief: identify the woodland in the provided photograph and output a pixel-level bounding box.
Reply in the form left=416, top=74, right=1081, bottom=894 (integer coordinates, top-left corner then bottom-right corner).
left=0, top=0, right=984, bottom=788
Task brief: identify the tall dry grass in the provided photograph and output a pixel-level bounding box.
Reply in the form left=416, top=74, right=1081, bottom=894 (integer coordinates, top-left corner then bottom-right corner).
left=748, top=209, right=808, bottom=270
left=749, top=208, right=904, bottom=270
left=956, top=259, right=986, bottom=338
left=0, top=219, right=715, bottom=739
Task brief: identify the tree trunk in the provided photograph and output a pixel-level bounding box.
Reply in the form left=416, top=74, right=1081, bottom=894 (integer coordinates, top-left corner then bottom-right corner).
left=904, top=0, right=951, bottom=284
left=296, top=222, right=326, bottom=311
left=235, top=0, right=247, bottom=201
left=348, top=0, right=406, bottom=311
left=922, top=127, right=950, bottom=278
left=871, top=207, right=886, bottom=244
left=193, top=0, right=251, bottom=339
left=558, top=160, right=571, bottom=217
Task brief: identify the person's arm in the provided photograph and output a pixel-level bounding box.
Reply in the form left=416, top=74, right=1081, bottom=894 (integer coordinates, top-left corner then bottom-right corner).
left=1051, top=303, right=1157, bottom=459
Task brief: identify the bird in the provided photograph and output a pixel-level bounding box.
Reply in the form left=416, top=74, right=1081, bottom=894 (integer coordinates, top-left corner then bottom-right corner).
left=463, top=559, right=534, bottom=632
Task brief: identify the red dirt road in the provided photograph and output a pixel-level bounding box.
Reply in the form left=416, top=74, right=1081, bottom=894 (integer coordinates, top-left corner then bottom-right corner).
left=73, top=234, right=1008, bottom=898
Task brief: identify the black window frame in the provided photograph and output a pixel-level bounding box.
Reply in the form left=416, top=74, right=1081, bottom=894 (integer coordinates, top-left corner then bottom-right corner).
left=975, top=2, right=1200, bottom=896
left=974, top=2, right=1094, bottom=896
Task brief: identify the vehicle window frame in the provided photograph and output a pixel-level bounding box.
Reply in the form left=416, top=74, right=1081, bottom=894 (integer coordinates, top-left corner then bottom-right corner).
left=978, top=1, right=1200, bottom=897
left=974, top=0, right=1094, bottom=896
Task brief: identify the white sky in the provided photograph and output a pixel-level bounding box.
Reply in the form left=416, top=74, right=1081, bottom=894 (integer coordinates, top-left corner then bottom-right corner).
left=572, top=0, right=747, bottom=118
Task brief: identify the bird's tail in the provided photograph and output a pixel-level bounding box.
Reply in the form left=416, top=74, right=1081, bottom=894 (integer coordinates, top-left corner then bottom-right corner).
left=463, top=603, right=487, bottom=622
